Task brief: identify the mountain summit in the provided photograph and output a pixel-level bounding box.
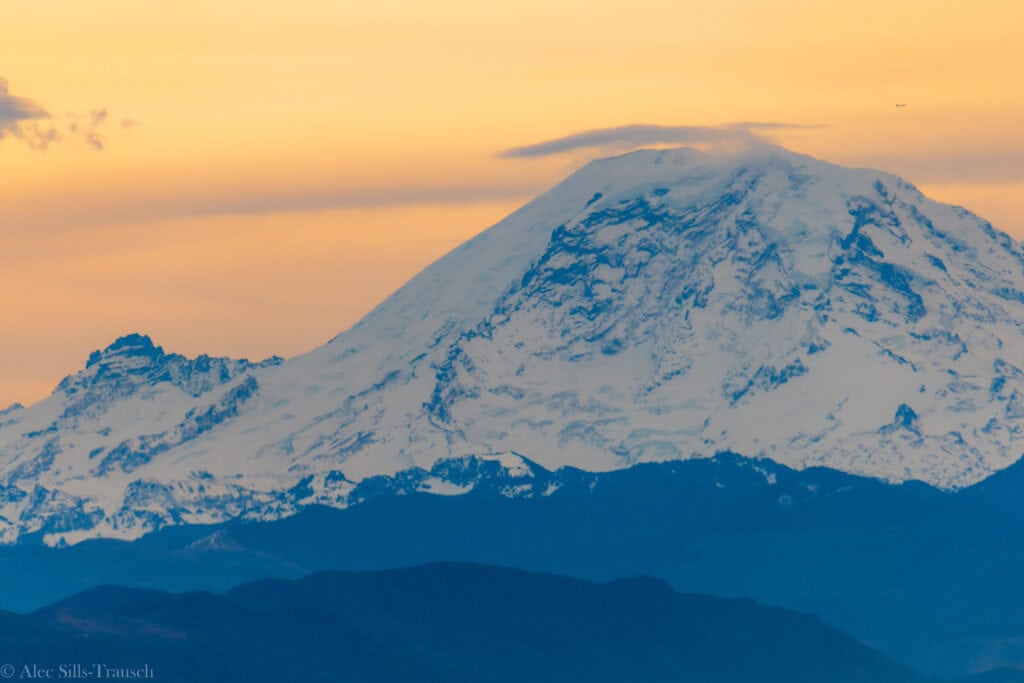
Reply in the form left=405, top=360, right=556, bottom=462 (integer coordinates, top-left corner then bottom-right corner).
left=4, top=145, right=1024, bottom=543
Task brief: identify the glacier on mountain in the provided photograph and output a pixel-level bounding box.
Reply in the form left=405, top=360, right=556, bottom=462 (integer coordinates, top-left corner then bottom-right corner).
left=4, top=145, right=1024, bottom=543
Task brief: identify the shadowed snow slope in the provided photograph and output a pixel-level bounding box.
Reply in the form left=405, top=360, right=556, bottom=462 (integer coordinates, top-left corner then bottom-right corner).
left=4, top=145, right=1024, bottom=543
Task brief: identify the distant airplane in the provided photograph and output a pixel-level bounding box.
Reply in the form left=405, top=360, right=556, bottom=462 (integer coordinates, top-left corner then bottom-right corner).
left=896, top=103, right=907, bottom=108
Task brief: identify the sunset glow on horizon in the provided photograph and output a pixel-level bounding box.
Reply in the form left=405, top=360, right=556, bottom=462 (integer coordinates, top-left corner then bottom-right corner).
left=3, top=0, right=1023, bottom=407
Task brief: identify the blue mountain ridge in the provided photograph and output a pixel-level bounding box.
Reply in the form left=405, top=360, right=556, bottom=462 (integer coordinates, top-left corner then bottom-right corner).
left=3, top=451, right=1024, bottom=677
left=0, top=562, right=923, bottom=683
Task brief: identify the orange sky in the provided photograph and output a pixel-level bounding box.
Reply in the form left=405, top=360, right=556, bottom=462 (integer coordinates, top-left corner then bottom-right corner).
left=2, top=0, right=1023, bottom=407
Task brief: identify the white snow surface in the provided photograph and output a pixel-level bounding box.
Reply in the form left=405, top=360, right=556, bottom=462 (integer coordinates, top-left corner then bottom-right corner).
left=5, top=145, right=1024, bottom=543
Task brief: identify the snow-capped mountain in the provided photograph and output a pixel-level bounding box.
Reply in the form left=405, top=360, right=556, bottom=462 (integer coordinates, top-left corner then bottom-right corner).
left=5, top=144, right=1024, bottom=544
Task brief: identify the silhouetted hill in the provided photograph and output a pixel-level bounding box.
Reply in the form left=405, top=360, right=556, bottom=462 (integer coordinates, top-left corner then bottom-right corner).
left=1, top=563, right=920, bottom=683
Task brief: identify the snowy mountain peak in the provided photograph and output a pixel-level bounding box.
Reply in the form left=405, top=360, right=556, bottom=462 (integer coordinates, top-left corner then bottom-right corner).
left=56, top=334, right=282, bottom=418
left=4, top=145, right=1024, bottom=544
left=381, top=146, right=1024, bottom=488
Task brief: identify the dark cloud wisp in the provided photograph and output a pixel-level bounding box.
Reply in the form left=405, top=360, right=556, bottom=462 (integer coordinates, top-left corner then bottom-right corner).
left=0, top=78, right=117, bottom=151
left=0, top=77, right=53, bottom=148
left=0, top=78, right=48, bottom=123
left=497, top=122, right=822, bottom=159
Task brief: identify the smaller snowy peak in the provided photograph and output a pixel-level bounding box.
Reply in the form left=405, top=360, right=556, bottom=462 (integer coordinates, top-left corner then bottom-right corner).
left=55, top=333, right=282, bottom=419
left=0, top=334, right=289, bottom=545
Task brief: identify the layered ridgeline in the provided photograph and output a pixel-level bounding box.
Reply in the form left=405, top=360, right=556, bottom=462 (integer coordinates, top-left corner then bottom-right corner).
left=0, top=563, right=920, bottom=683
left=5, top=145, right=1024, bottom=543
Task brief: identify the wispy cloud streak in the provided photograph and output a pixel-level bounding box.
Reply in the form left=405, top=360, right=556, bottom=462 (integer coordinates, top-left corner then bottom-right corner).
left=0, top=77, right=118, bottom=151
left=498, top=122, right=822, bottom=159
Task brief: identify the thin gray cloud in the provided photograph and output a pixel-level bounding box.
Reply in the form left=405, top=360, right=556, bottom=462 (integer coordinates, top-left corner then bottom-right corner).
left=0, top=78, right=47, bottom=122
left=498, top=122, right=822, bottom=159
left=0, top=77, right=55, bottom=147
left=4, top=178, right=550, bottom=236
left=175, top=180, right=549, bottom=219
left=0, top=77, right=119, bottom=151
